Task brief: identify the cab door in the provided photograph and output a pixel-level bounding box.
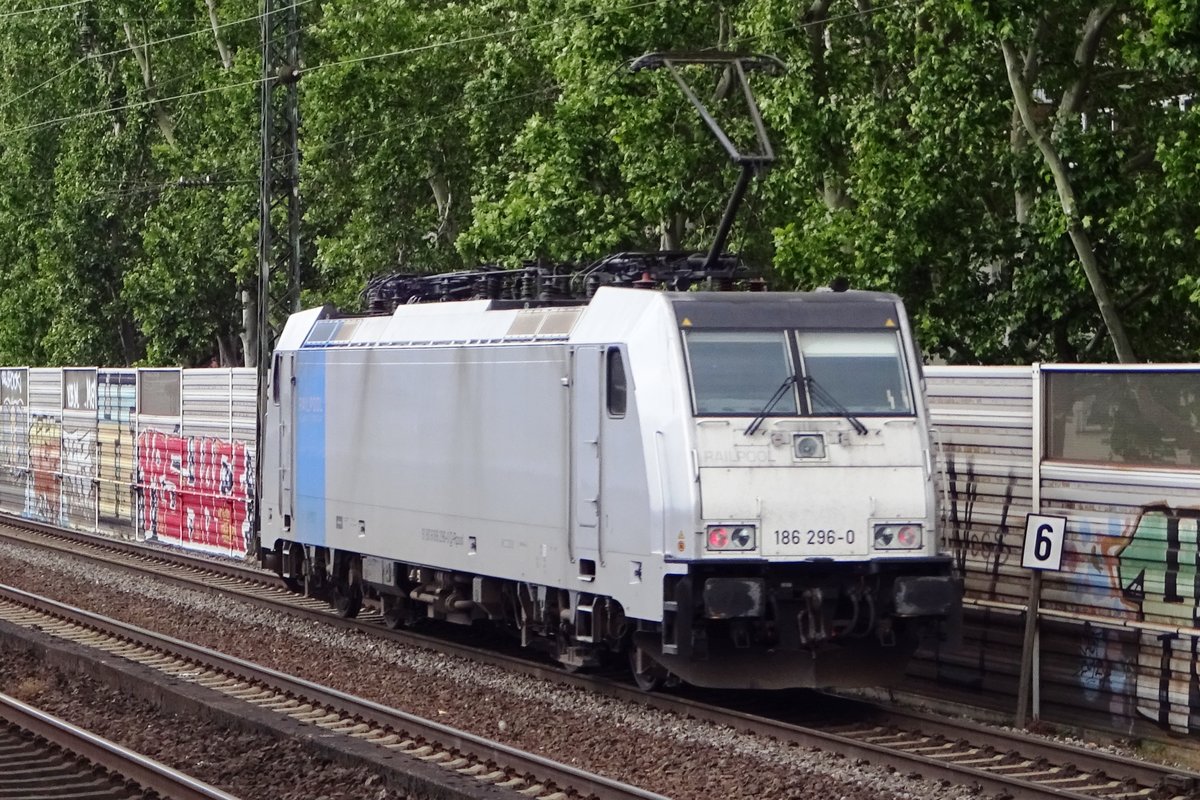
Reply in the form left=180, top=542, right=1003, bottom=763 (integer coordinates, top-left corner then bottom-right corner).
left=570, top=346, right=602, bottom=565
left=275, top=352, right=295, bottom=530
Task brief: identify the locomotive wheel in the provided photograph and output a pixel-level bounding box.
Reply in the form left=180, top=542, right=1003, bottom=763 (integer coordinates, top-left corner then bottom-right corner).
left=382, top=597, right=417, bottom=629
left=330, top=580, right=362, bottom=619
left=628, top=645, right=666, bottom=692
left=382, top=604, right=404, bottom=629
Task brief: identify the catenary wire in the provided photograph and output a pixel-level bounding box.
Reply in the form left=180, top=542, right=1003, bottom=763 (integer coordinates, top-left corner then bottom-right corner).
left=0, top=0, right=320, bottom=114
left=277, top=0, right=918, bottom=167
left=88, top=0, right=321, bottom=61
left=202, top=0, right=915, bottom=187
left=0, top=0, right=909, bottom=146
left=0, top=1, right=87, bottom=21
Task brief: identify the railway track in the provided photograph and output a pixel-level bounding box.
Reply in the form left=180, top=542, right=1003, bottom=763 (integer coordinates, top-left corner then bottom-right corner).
left=0, top=689, right=239, bottom=800
left=3, top=518, right=1200, bottom=800
left=0, top=578, right=664, bottom=800
left=638, top=690, right=1200, bottom=800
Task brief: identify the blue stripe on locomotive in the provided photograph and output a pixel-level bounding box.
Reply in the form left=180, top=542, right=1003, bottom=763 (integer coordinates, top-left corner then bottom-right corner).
left=294, top=350, right=326, bottom=546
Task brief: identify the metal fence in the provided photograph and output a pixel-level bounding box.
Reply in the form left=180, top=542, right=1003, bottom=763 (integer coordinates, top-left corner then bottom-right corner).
left=0, top=367, right=256, bottom=558
left=923, top=364, right=1200, bottom=736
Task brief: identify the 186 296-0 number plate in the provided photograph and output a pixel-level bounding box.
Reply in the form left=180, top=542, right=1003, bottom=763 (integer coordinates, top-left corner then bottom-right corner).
left=771, top=528, right=858, bottom=553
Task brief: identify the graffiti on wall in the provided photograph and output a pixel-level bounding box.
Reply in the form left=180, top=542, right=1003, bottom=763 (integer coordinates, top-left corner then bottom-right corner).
left=1058, top=515, right=1140, bottom=731
left=1115, top=504, right=1198, bottom=733
left=53, top=371, right=100, bottom=527
left=136, top=429, right=254, bottom=556
left=943, top=457, right=1018, bottom=592
left=938, top=456, right=1021, bottom=689
left=98, top=421, right=134, bottom=524
left=25, top=415, right=60, bottom=523
left=944, top=451, right=1199, bottom=734
left=0, top=370, right=27, bottom=502
left=97, top=372, right=135, bottom=526
left=59, top=427, right=96, bottom=525
left=1064, top=504, right=1199, bottom=734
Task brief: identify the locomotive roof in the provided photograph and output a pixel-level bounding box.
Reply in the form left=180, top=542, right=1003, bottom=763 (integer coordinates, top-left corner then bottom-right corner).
left=282, top=287, right=906, bottom=351
left=666, top=289, right=904, bottom=330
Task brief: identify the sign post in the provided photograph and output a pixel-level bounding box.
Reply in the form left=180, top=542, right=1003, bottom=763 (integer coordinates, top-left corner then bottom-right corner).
left=1015, top=513, right=1066, bottom=727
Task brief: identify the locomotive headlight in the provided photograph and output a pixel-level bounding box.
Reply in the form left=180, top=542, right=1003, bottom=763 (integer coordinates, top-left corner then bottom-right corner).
left=873, top=523, right=923, bottom=550
left=706, top=524, right=757, bottom=552
left=793, top=433, right=826, bottom=459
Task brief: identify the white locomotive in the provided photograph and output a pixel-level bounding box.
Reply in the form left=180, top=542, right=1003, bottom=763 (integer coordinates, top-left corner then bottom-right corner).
left=258, top=286, right=959, bottom=689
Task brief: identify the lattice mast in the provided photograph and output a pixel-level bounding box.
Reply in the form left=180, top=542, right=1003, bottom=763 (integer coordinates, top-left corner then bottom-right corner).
left=255, top=0, right=303, bottom=535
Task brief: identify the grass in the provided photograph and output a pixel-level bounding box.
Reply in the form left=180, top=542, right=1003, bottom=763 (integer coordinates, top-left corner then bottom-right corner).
left=6, top=675, right=48, bottom=702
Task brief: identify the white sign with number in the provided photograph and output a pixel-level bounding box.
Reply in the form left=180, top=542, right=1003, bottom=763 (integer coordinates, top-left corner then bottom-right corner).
left=1021, top=513, right=1067, bottom=571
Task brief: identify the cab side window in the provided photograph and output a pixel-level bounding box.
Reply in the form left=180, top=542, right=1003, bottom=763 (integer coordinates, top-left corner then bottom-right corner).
left=606, top=347, right=627, bottom=417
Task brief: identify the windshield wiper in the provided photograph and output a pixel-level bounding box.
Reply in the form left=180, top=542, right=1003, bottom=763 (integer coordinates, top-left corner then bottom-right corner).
left=804, top=376, right=868, bottom=435
left=744, top=375, right=797, bottom=436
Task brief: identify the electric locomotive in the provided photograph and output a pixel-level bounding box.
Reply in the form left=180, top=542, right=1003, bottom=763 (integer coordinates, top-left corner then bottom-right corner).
left=258, top=276, right=959, bottom=689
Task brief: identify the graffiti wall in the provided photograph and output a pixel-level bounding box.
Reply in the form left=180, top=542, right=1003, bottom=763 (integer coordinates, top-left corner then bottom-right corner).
left=26, top=414, right=61, bottom=524
left=135, top=429, right=253, bottom=557
left=97, top=371, right=136, bottom=530
left=0, top=368, right=256, bottom=559
left=0, top=369, right=27, bottom=513
left=925, top=365, right=1200, bottom=737
left=60, top=369, right=98, bottom=530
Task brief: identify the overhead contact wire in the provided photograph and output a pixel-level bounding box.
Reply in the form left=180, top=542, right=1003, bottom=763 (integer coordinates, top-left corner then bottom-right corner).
left=0, top=0, right=900, bottom=142
left=0, top=1, right=88, bottom=21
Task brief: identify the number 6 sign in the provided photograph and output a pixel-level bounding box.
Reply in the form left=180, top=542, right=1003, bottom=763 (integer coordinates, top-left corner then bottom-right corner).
left=1021, top=513, right=1067, bottom=571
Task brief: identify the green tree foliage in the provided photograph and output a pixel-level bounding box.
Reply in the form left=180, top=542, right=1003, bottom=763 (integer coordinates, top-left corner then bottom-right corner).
left=0, top=0, right=1195, bottom=365
left=0, top=0, right=260, bottom=366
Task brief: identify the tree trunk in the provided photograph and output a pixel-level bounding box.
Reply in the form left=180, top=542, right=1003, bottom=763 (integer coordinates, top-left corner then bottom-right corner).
left=205, top=0, right=234, bottom=70
left=124, top=23, right=177, bottom=146
left=804, top=0, right=854, bottom=212
left=1001, top=38, right=1135, bottom=363
left=1009, top=17, right=1048, bottom=228
left=241, top=288, right=258, bottom=369
left=216, top=333, right=239, bottom=367
left=425, top=169, right=458, bottom=246
left=659, top=212, right=685, bottom=251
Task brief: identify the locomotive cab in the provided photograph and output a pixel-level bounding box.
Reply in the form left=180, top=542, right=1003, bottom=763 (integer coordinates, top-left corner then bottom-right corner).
left=625, top=290, right=960, bottom=689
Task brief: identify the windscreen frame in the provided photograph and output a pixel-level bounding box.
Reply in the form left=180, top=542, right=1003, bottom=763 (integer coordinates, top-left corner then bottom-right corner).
left=682, top=327, right=916, bottom=419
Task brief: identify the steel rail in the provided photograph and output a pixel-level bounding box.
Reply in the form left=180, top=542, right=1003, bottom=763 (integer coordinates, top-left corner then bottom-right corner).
left=0, top=518, right=580, bottom=683
left=860, top=703, right=1199, bottom=791
left=597, top=686, right=1200, bottom=800
left=0, top=512, right=279, bottom=587
left=0, top=690, right=241, bottom=800
left=0, top=582, right=667, bottom=800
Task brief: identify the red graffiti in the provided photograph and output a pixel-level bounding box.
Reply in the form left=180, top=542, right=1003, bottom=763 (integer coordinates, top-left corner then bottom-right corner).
left=29, top=418, right=60, bottom=523
left=136, top=430, right=253, bottom=556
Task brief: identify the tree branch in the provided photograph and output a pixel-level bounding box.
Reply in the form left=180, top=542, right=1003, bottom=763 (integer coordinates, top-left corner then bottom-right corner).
left=124, top=22, right=177, bottom=146
left=1001, top=37, right=1136, bottom=362
left=1059, top=3, right=1118, bottom=119
left=205, top=0, right=233, bottom=70
left=424, top=168, right=458, bottom=246
left=1010, top=14, right=1050, bottom=227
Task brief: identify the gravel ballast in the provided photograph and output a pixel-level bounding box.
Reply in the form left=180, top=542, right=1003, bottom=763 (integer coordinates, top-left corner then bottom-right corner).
left=0, top=538, right=992, bottom=800
left=0, top=646, right=413, bottom=799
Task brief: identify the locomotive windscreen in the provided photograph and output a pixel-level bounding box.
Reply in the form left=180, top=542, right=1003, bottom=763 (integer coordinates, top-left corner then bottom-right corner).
left=683, top=328, right=914, bottom=417
left=684, top=331, right=796, bottom=415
